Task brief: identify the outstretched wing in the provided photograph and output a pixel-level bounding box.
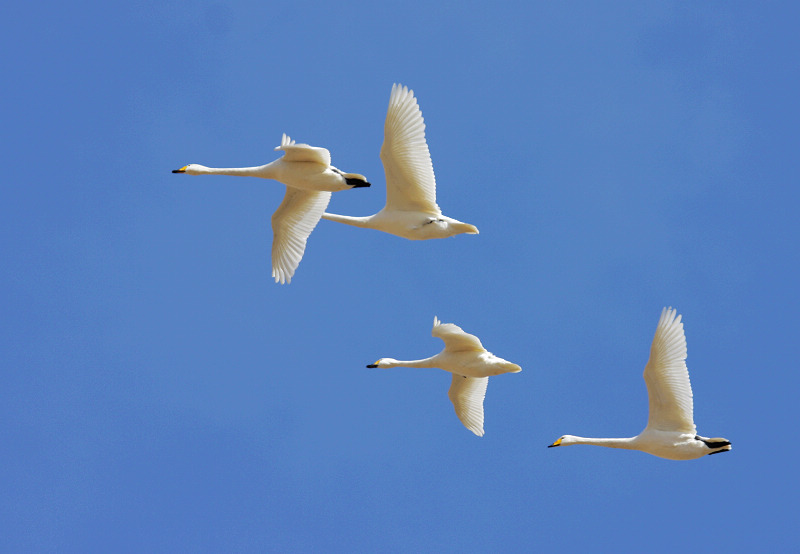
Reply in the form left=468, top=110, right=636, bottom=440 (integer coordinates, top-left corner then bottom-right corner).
left=448, top=374, right=489, bottom=437
left=275, top=133, right=331, bottom=166
left=380, top=84, right=440, bottom=214
left=643, top=307, right=696, bottom=434
left=271, top=188, right=332, bottom=284
left=431, top=316, right=485, bottom=352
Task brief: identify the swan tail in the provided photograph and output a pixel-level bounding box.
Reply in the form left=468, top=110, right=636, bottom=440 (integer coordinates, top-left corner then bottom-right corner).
left=453, top=222, right=479, bottom=235
left=343, top=173, right=371, bottom=188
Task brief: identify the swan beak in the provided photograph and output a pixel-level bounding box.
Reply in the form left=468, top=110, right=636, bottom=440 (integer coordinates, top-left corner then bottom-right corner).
left=366, top=364, right=378, bottom=368
left=548, top=438, right=563, bottom=448
left=172, top=166, right=188, bottom=173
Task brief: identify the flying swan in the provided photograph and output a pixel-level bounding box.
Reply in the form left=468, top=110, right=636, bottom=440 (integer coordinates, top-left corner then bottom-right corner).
left=548, top=307, right=731, bottom=460
left=322, top=84, right=479, bottom=239
left=173, top=134, right=370, bottom=284
left=367, top=317, right=521, bottom=436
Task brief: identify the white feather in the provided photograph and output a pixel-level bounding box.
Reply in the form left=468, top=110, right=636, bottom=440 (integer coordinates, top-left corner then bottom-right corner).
left=271, top=189, right=332, bottom=284
left=448, top=375, right=489, bottom=437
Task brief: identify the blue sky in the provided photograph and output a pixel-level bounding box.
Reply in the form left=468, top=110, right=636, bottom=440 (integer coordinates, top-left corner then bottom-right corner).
left=2, top=1, right=798, bottom=551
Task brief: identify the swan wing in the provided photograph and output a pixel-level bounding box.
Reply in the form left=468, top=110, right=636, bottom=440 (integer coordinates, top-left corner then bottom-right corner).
left=643, top=307, right=696, bottom=434
left=275, top=133, right=332, bottom=166
left=379, top=84, right=441, bottom=214
left=432, top=316, right=485, bottom=353
left=448, top=374, right=488, bottom=437
left=271, top=188, right=332, bottom=284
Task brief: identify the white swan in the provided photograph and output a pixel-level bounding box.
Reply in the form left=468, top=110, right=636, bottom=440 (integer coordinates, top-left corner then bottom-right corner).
left=548, top=308, right=731, bottom=460
left=322, top=84, right=479, bottom=239
left=367, top=317, right=521, bottom=436
left=173, top=134, right=370, bottom=284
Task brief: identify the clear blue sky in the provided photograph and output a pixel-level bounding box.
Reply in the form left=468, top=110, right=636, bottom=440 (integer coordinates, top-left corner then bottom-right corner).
left=2, top=1, right=798, bottom=551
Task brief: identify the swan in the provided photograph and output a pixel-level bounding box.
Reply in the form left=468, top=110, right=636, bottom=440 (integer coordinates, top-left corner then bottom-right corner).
left=548, top=307, right=731, bottom=460
left=367, top=317, right=521, bottom=436
left=321, top=84, right=479, bottom=239
left=173, top=134, right=370, bottom=284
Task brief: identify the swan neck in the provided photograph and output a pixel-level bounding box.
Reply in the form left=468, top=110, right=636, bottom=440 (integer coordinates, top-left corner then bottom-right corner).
left=321, top=212, right=372, bottom=228
left=195, top=165, right=273, bottom=177
left=568, top=436, right=638, bottom=449
left=387, top=358, right=437, bottom=369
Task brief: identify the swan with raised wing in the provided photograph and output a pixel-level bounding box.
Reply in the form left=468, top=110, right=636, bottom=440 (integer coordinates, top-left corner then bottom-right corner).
left=173, top=134, right=370, bottom=283
left=548, top=308, right=731, bottom=460
left=322, top=84, right=478, bottom=239
left=368, top=317, right=520, bottom=436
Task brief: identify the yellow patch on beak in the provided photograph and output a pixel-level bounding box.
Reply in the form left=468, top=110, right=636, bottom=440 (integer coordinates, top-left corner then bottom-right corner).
left=550, top=437, right=562, bottom=447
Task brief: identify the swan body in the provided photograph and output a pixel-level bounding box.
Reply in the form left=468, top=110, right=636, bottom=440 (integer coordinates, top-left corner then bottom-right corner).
left=367, top=317, right=521, bottom=436
left=173, top=134, right=370, bottom=284
left=322, top=84, right=479, bottom=240
left=548, top=308, right=731, bottom=460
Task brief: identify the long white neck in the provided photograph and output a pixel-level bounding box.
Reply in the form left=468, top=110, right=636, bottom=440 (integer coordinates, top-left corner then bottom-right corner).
left=563, top=435, right=639, bottom=450
left=380, top=357, right=438, bottom=369
left=321, top=212, right=373, bottom=228
left=189, top=164, right=276, bottom=178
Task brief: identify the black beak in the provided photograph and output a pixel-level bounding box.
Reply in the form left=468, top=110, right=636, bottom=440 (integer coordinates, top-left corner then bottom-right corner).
left=172, top=169, right=185, bottom=173
left=366, top=364, right=378, bottom=368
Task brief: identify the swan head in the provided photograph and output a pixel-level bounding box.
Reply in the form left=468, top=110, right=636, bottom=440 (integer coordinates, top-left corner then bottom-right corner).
left=548, top=435, right=578, bottom=448
left=366, top=358, right=397, bottom=368
left=172, top=164, right=206, bottom=175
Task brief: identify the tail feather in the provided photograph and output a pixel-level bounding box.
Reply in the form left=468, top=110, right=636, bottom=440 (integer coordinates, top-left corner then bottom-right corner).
left=343, top=173, right=371, bottom=188
left=455, top=222, right=479, bottom=235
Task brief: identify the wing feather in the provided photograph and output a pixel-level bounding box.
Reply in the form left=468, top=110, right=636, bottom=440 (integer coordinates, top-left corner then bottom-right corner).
left=271, top=189, right=332, bottom=284
left=275, top=134, right=331, bottom=166
left=643, top=307, right=696, bottom=433
left=448, top=374, right=488, bottom=436
left=431, top=316, right=485, bottom=352
left=379, top=84, right=440, bottom=214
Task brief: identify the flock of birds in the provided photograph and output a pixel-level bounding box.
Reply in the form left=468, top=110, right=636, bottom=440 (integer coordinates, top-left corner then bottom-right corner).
left=173, top=83, right=731, bottom=460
